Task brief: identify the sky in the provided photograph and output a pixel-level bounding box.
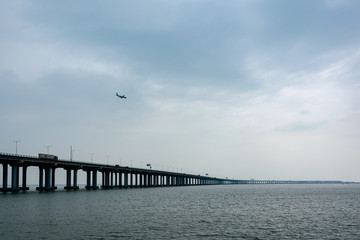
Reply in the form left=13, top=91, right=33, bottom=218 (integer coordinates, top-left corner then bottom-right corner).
left=1, top=0, right=360, bottom=182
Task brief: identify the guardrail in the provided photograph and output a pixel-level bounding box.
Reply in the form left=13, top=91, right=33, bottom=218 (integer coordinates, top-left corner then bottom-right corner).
left=0, top=152, right=37, bottom=159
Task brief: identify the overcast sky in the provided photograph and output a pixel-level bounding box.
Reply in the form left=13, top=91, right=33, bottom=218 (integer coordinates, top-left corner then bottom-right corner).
left=1, top=0, right=360, bottom=181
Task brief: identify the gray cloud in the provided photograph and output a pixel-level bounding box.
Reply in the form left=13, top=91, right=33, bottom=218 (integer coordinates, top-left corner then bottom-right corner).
left=1, top=0, right=360, bottom=181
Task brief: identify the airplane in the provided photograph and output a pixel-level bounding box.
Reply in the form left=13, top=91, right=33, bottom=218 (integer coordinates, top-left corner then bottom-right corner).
left=116, top=93, right=127, bottom=99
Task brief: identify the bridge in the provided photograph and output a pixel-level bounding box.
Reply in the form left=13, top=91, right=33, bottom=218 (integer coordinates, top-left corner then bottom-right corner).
left=0, top=152, right=347, bottom=192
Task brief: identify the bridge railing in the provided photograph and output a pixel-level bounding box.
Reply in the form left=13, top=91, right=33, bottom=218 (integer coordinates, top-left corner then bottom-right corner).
left=0, top=152, right=37, bottom=159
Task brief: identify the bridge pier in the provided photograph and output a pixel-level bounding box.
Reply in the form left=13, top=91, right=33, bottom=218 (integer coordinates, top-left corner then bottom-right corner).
left=1, top=163, right=30, bottom=192
left=110, top=171, right=114, bottom=188
left=11, top=164, right=19, bottom=191
left=101, top=171, right=108, bottom=189
left=153, top=174, right=157, bottom=187
left=130, top=172, right=133, bottom=187
left=160, top=175, right=164, bottom=186
left=20, top=166, right=29, bottom=191
left=36, top=166, right=57, bottom=191
left=165, top=175, right=170, bottom=186
left=118, top=171, right=123, bottom=188
left=143, top=173, right=148, bottom=187
left=124, top=172, right=129, bottom=188
left=139, top=173, right=143, bottom=187
left=85, top=169, right=98, bottom=190
left=64, top=168, right=79, bottom=190
left=1, top=163, right=8, bottom=191
left=134, top=173, right=138, bottom=187
left=149, top=174, right=153, bottom=187
left=114, top=171, right=118, bottom=188
left=1, top=163, right=9, bottom=191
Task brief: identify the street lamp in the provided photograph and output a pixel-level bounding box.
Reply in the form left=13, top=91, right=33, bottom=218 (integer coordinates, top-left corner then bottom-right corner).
left=89, top=153, right=95, bottom=163
left=70, top=145, right=76, bottom=161
left=14, top=140, right=20, bottom=154
left=45, top=145, right=52, bottom=154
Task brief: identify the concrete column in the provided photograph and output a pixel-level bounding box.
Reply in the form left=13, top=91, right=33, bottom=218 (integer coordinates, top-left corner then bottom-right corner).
left=45, top=167, right=51, bottom=188
left=11, top=165, right=19, bottom=190
left=114, top=172, right=118, bottom=187
left=102, top=171, right=105, bottom=187
left=73, top=169, right=78, bottom=189
left=140, top=173, right=143, bottom=187
left=2, top=163, right=8, bottom=189
left=39, top=167, right=44, bottom=188
left=148, top=174, right=151, bottom=187
left=124, top=172, right=128, bottom=187
left=119, top=172, right=122, bottom=187
left=143, top=174, right=146, bottom=187
left=21, top=166, right=29, bottom=190
left=86, top=170, right=91, bottom=189
left=66, top=169, right=72, bottom=189
left=130, top=173, right=133, bottom=187
left=167, top=175, right=170, bottom=186
left=105, top=171, right=109, bottom=188
left=92, top=170, right=98, bottom=188
left=142, top=174, right=146, bottom=187
left=52, top=167, right=56, bottom=189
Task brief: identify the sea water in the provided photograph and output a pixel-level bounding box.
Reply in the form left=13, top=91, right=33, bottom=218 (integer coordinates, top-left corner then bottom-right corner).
left=1, top=184, right=359, bottom=239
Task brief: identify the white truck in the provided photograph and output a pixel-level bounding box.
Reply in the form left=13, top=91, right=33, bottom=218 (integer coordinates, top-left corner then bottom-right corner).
left=38, top=153, right=58, bottom=160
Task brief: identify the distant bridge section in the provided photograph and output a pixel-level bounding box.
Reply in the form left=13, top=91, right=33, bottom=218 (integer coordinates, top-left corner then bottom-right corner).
left=0, top=152, right=353, bottom=192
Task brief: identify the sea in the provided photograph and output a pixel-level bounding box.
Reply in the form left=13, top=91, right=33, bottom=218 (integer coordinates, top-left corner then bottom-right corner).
left=1, top=184, right=359, bottom=240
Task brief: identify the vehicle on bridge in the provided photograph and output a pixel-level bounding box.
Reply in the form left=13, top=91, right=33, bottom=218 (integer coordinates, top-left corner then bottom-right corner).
left=38, top=153, right=58, bottom=161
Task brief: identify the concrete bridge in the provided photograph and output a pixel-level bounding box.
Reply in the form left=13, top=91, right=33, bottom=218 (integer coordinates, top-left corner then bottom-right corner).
left=0, top=152, right=235, bottom=192
left=0, top=152, right=345, bottom=192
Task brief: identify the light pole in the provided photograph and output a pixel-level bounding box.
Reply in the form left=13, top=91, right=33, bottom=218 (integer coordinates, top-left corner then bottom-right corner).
left=45, top=145, right=52, bottom=154
left=70, top=145, right=75, bottom=161
left=89, top=153, right=95, bottom=163
left=14, top=140, right=20, bottom=154
left=106, top=155, right=110, bottom=165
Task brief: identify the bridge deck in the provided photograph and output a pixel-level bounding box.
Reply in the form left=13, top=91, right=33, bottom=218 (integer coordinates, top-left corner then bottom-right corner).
left=0, top=152, right=351, bottom=192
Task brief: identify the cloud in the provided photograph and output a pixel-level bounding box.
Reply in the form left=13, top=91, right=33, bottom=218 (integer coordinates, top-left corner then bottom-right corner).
left=1, top=1, right=360, bottom=181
